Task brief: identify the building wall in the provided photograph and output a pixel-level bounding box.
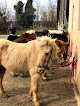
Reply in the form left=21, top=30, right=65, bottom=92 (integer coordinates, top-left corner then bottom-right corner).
left=68, top=0, right=80, bottom=91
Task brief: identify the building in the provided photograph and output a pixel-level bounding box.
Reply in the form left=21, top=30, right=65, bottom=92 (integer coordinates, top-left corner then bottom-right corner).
left=68, top=0, right=80, bottom=92
left=57, top=0, right=80, bottom=92
left=57, top=0, right=69, bottom=30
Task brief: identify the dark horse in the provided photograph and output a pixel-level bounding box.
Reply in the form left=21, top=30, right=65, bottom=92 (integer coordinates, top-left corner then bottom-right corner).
left=35, top=30, right=49, bottom=36
left=50, top=31, right=68, bottom=43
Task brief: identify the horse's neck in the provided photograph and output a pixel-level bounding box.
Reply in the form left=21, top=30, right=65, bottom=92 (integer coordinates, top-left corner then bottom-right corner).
left=52, top=44, right=58, bottom=59
left=27, top=40, right=38, bottom=56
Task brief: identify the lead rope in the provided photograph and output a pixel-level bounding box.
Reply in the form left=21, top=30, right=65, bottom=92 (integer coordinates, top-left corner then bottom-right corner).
left=51, top=58, right=78, bottom=88
left=36, top=47, right=78, bottom=88
left=68, top=59, right=78, bottom=88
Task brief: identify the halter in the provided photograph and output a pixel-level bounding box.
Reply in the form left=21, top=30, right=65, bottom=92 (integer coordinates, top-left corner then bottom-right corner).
left=52, top=47, right=61, bottom=63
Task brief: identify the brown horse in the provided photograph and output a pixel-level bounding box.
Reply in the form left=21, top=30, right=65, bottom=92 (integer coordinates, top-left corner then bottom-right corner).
left=13, top=38, right=32, bottom=43
left=19, top=32, right=36, bottom=39
left=13, top=32, right=36, bottom=43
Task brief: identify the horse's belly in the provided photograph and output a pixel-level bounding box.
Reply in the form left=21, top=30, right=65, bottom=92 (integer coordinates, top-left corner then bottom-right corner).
left=8, top=66, right=29, bottom=75
left=4, top=62, right=29, bottom=75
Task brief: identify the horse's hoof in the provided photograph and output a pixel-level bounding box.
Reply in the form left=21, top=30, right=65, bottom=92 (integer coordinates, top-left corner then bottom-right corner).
left=42, top=77, right=48, bottom=81
left=20, top=75, right=27, bottom=78
left=29, top=95, right=33, bottom=101
left=11, top=75, right=18, bottom=77
left=2, top=93, right=9, bottom=98
left=33, top=101, right=40, bottom=106
left=10, top=74, right=18, bottom=77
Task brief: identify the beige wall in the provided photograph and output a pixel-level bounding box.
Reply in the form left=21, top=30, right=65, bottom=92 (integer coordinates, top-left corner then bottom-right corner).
left=68, top=0, right=80, bottom=91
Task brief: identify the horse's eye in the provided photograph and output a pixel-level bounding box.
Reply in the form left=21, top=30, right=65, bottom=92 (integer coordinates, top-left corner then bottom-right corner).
left=46, top=53, right=49, bottom=56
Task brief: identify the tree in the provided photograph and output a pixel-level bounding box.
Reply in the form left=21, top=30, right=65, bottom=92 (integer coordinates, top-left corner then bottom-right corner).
left=24, top=0, right=36, bottom=28
left=14, top=0, right=36, bottom=28
left=34, top=1, right=40, bottom=22
left=14, top=1, right=24, bottom=27
left=34, top=0, right=57, bottom=28
left=41, top=10, right=48, bottom=27
left=0, top=1, right=11, bottom=33
left=47, top=0, right=57, bottom=27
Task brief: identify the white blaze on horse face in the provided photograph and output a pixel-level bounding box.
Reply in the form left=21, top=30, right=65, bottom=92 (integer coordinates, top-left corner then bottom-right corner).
left=59, top=51, right=64, bottom=60
left=61, top=53, right=63, bottom=58
left=61, top=53, right=64, bottom=61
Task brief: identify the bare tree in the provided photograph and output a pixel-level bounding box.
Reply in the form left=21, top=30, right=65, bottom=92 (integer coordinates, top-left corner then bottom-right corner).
left=0, top=1, right=12, bottom=33
left=34, top=0, right=57, bottom=28
left=34, top=1, right=40, bottom=21
left=40, top=9, right=48, bottom=27
left=47, top=0, right=57, bottom=27
left=33, top=1, right=41, bottom=27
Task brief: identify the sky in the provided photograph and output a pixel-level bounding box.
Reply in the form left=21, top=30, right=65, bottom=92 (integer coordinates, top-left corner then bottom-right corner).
left=0, top=0, right=57, bottom=14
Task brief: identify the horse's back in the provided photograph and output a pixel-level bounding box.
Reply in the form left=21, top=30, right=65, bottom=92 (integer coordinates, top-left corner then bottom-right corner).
left=0, top=39, right=11, bottom=51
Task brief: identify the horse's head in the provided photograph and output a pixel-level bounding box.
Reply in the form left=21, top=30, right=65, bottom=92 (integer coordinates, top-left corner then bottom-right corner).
left=54, top=39, right=69, bottom=64
left=36, top=36, right=56, bottom=73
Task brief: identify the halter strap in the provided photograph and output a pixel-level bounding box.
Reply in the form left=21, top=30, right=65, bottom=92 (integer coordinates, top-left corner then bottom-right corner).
left=52, top=47, right=61, bottom=62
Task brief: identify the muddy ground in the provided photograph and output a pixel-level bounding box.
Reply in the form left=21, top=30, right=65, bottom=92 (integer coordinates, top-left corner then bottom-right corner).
left=0, top=35, right=78, bottom=106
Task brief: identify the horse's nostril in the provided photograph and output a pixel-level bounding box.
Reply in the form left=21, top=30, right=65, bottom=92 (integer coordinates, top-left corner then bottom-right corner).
left=46, top=53, right=49, bottom=55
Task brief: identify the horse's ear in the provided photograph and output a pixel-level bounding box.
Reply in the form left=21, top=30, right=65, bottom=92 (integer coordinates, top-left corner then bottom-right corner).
left=50, top=38, right=57, bottom=45
left=55, top=40, right=62, bottom=48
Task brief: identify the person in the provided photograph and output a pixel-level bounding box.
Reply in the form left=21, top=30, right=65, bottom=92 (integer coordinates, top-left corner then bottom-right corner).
left=7, top=26, right=19, bottom=41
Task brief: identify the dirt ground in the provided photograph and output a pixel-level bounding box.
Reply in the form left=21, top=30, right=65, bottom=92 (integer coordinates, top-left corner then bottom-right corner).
left=0, top=35, right=78, bottom=106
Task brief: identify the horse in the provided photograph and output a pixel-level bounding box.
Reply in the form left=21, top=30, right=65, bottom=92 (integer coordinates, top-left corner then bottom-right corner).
left=0, top=36, right=68, bottom=106
left=11, top=32, right=37, bottom=77
left=48, top=30, right=68, bottom=43
left=13, top=38, right=32, bottom=43
left=26, top=30, right=35, bottom=34
left=19, top=32, right=36, bottom=39
left=35, top=30, right=49, bottom=36
left=13, top=32, right=36, bottom=43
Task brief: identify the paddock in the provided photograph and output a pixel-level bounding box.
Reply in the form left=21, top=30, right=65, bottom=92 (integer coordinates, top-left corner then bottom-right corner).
left=0, top=35, right=78, bottom=106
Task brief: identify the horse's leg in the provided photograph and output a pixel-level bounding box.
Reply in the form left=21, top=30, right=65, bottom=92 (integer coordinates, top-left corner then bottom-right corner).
left=41, top=70, right=48, bottom=80
left=0, top=66, right=8, bottom=97
left=29, top=74, right=40, bottom=106
left=29, top=83, right=33, bottom=100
